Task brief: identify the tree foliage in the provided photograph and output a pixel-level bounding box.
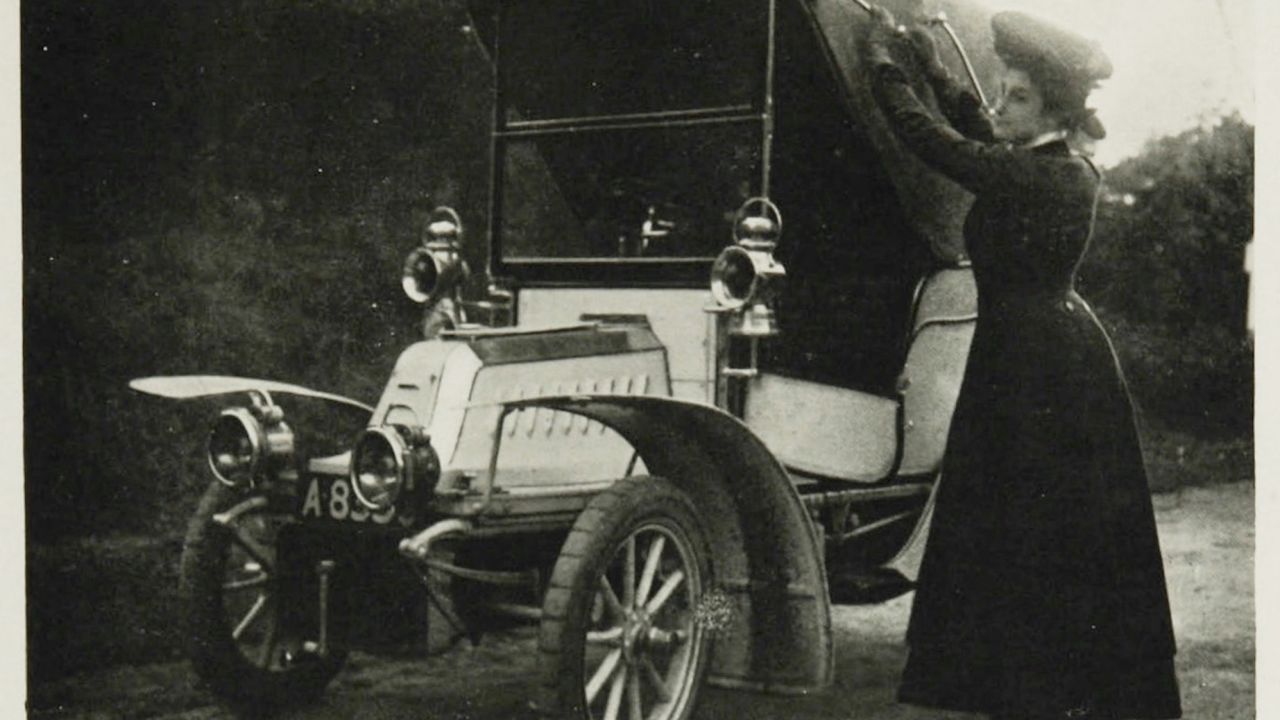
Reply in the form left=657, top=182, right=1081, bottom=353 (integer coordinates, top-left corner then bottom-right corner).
left=23, top=0, right=492, bottom=539
left=1078, top=115, right=1254, bottom=435
left=22, top=1, right=1253, bottom=539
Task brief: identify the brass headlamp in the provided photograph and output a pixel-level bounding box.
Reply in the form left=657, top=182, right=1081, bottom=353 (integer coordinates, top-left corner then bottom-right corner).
left=402, top=206, right=469, bottom=305
left=709, top=197, right=786, bottom=337
left=350, top=424, right=440, bottom=512
left=206, top=389, right=295, bottom=489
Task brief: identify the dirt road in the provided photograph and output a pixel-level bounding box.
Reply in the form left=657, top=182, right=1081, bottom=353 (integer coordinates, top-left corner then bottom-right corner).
left=28, top=482, right=1254, bottom=719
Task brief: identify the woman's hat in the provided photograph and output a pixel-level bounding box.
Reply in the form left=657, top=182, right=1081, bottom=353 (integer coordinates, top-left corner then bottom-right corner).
left=992, top=11, right=1112, bottom=86
left=992, top=11, right=1111, bottom=138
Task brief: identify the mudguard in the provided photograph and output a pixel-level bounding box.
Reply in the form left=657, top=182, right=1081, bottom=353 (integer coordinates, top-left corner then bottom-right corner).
left=500, top=394, right=833, bottom=695
left=129, top=375, right=375, bottom=414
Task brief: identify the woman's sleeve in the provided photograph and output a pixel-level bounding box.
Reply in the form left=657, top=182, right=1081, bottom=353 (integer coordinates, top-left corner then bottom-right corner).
left=927, top=67, right=995, bottom=142
left=870, top=61, right=1052, bottom=195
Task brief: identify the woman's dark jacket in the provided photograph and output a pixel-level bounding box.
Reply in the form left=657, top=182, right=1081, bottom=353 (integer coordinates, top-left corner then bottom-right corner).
left=868, top=47, right=1182, bottom=719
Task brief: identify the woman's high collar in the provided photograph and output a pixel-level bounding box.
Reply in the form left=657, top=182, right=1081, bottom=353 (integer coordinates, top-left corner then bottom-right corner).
left=1020, top=129, right=1071, bottom=150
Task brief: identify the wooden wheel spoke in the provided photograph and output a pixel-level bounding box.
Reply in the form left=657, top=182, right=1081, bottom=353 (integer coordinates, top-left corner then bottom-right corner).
left=587, top=626, right=625, bottom=646
left=641, top=656, right=672, bottom=703
left=644, top=570, right=685, bottom=615
left=622, top=537, right=637, bottom=609
left=598, top=575, right=626, bottom=620
left=256, top=606, right=279, bottom=668
left=225, top=524, right=276, bottom=574
left=231, top=593, right=270, bottom=641
left=586, top=648, right=622, bottom=705
left=603, top=665, right=626, bottom=720
left=627, top=666, right=644, bottom=720
left=636, top=535, right=665, bottom=608
left=223, top=573, right=270, bottom=592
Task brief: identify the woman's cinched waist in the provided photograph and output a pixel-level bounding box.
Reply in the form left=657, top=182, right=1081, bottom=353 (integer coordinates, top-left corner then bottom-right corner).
left=979, top=287, right=1090, bottom=314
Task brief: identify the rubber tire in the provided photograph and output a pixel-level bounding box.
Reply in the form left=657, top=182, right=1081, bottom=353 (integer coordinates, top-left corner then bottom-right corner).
left=181, top=482, right=346, bottom=712
left=537, top=476, right=713, bottom=720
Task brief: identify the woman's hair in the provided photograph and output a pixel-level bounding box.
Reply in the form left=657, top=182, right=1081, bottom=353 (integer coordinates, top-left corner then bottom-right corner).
left=993, top=12, right=1111, bottom=140
left=1011, top=61, right=1107, bottom=140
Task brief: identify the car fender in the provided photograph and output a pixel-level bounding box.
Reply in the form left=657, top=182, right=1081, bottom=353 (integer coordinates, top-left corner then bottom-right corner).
left=499, top=393, right=833, bottom=695
left=128, top=375, right=374, bottom=414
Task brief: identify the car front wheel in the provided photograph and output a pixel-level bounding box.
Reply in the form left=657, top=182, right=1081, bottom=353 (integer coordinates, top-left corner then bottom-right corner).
left=538, top=476, right=713, bottom=720
left=180, top=482, right=346, bottom=711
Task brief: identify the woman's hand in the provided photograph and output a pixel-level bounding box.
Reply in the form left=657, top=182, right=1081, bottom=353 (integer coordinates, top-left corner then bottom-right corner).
left=863, top=5, right=903, bottom=66
left=907, top=25, right=949, bottom=84
left=867, top=5, right=902, bottom=43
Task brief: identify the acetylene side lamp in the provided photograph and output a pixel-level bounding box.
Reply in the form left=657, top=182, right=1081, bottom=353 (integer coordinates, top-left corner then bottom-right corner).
left=709, top=197, right=786, bottom=337
left=402, top=206, right=469, bottom=304
left=350, top=425, right=440, bottom=512
left=207, top=390, right=295, bottom=490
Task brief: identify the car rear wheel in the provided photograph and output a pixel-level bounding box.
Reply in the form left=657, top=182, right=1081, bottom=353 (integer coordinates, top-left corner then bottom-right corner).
left=538, top=476, right=713, bottom=720
left=181, top=482, right=346, bottom=711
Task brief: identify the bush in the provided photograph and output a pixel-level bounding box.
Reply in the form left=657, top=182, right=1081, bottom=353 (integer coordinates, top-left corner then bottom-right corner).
left=23, top=0, right=491, bottom=541
left=22, top=1, right=1254, bottom=541
left=1079, top=115, right=1254, bottom=436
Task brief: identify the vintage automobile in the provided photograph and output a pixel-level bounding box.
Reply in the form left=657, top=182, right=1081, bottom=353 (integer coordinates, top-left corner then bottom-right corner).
left=131, top=0, right=1003, bottom=717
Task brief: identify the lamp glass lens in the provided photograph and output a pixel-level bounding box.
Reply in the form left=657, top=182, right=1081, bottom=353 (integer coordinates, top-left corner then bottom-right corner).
left=716, top=249, right=755, bottom=302
left=209, top=414, right=257, bottom=486
left=354, top=434, right=401, bottom=508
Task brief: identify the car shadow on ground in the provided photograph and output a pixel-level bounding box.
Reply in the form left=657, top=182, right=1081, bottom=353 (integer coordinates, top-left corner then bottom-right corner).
left=27, top=483, right=1254, bottom=720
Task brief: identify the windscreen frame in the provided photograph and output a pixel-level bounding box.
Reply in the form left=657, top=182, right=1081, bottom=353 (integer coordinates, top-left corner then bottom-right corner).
left=483, top=0, right=780, bottom=287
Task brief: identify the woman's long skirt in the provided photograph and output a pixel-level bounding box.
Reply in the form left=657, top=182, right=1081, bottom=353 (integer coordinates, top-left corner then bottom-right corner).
left=897, top=292, right=1182, bottom=719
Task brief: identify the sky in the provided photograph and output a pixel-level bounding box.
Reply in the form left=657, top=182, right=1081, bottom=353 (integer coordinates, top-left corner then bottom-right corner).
left=984, top=0, right=1254, bottom=166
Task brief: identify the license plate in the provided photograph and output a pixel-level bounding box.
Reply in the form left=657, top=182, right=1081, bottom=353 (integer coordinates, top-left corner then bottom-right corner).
left=298, top=475, right=409, bottom=527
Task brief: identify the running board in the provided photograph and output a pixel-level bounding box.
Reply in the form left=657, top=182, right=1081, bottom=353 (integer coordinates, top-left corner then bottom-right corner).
left=827, top=567, right=915, bottom=605
left=797, top=481, right=932, bottom=510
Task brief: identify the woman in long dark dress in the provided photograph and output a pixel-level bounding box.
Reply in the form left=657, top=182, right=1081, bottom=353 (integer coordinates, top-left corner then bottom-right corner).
left=862, top=8, right=1182, bottom=720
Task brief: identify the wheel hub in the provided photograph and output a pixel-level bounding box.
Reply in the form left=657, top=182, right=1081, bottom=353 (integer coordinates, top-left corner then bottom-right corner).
left=620, top=610, right=653, bottom=663
left=621, top=608, right=688, bottom=665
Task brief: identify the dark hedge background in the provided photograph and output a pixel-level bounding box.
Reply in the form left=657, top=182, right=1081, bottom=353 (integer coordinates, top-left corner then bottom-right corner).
left=24, top=0, right=494, bottom=540
left=22, top=0, right=1253, bottom=543
left=22, top=0, right=1253, bottom=685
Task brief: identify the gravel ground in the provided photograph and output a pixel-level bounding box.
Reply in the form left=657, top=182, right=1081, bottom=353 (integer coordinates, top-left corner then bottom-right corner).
left=27, top=482, right=1254, bottom=720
